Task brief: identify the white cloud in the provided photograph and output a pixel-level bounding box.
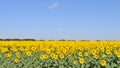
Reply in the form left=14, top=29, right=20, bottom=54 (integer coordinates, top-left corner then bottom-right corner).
left=48, top=2, right=59, bottom=10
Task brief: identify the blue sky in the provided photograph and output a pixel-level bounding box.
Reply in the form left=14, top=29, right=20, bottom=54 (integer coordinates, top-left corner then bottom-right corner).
left=0, top=0, right=120, bottom=40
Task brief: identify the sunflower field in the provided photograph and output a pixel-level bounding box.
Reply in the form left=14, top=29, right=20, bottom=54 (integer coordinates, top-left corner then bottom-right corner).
left=0, top=41, right=120, bottom=68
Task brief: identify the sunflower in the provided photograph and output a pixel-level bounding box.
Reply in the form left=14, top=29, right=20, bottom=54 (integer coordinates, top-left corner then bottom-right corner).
left=102, top=54, right=106, bottom=58
left=15, top=52, right=20, bottom=58
left=79, top=47, right=83, bottom=51
left=100, top=47, right=104, bottom=52
left=56, top=50, right=61, bottom=54
left=53, top=54, right=58, bottom=59
left=40, top=55, right=44, bottom=60
left=73, top=60, right=77, bottom=65
left=43, top=54, right=49, bottom=59
left=117, top=53, right=120, bottom=58
left=12, top=47, right=17, bottom=52
left=94, top=54, right=99, bottom=59
left=91, top=49, right=96, bottom=55
left=100, top=60, right=106, bottom=66
left=84, top=52, right=88, bottom=57
left=26, top=51, right=32, bottom=57
left=79, top=58, right=84, bottom=64
left=106, top=50, right=110, bottom=55
left=59, top=53, right=64, bottom=59
left=1, top=48, right=8, bottom=53
left=50, top=53, right=54, bottom=58
left=25, top=47, right=30, bottom=52
left=14, top=58, right=19, bottom=63
left=6, top=52, right=12, bottom=58
left=68, top=53, right=71, bottom=58
left=78, top=52, right=82, bottom=57
left=18, top=47, right=24, bottom=51
left=46, top=49, right=51, bottom=54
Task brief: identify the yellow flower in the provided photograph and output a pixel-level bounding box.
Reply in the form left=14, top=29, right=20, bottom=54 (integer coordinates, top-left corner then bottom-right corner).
left=117, top=53, right=120, bottom=58
left=46, top=49, right=51, bottom=54
left=118, top=48, right=120, bottom=52
left=16, top=52, right=20, bottom=58
left=84, top=52, right=88, bottom=56
left=56, top=50, right=61, bottom=54
left=50, top=53, right=58, bottom=59
left=106, top=50, right=110, bottom=55
left=35, top=48, right=39, bottom=53
left=31, top=46, right=39, bottom=53
left=43, top=54, right=49, bottom=59
left=59, top=53, right=64, bottom=59
left=95, top=48, right=99, bottom=53
left=62, top=48, right=67, bottom=54
left=1, top=48, right=8, bottom=53
left=79, top=58, right=84, bottom=64
left=53, top=54, right=58, bottom=59
left=78, top=52, right=82, bottom=57
left=12, top=47, right=17, bottom=52
left=114, top=50, right=118, bottom=55
left=100, top=60, right=106, bottom=66
left=91, top=49, right=96, bottom=55
left=40, top=55, right=44, bottom=60
left=50, top=53, right=54, bottom=58
left=67, top=52, right=72, bottom=58
left=94, top=54, right=99, bottom=59
left=6, top=53, right=12, bottom=58
left=68, top=53, right=71, bottom=58
left=25, top=47, right=30, bottom=52
left=79, top=47, right=83, bottom=51
left=31, top=46, right=36, bottom=51
left=40, top=54, right=48, bottom=60
left=102, top=54, right=106, bottom=58
left=39, top=47, right=43, bottom=51
left=26, top=51, right=32, bottom=57
left=100, top=48, right=104, bottom=52
left=73, top=60, right=77, bottom=65
left=15, top=58, right=19, bottom=63
left=65, top=47, right=69, bottom=51
left=18, top=47, right=24, bottom=51
left=110, top=53, right=113, bottom=57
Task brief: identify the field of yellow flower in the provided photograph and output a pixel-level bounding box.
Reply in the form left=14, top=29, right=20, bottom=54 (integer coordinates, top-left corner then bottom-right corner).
left=0, top=41, right=120, bottom=68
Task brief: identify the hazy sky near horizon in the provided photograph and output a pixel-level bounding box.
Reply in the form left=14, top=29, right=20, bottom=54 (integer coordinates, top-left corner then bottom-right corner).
left=0, top=0, right=120, bottom=40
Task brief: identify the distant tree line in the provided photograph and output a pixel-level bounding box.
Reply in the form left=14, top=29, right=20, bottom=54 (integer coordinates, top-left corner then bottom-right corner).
left=0, top=39, right=118, bottom=41
left=0, top=39, right=36, bottom=41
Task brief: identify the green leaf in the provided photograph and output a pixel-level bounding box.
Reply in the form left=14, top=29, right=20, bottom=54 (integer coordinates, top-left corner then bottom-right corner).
left=85, top=64, right=90, bottom=68
left=94, top=66, right=97, bottom=68
left=112, top=63, right=117, bottom=67
left=117, top=61, right=120, bottom=64
left=59, top=65, right=64, bottom=68
left=81, top=65, right=84, bottom=68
